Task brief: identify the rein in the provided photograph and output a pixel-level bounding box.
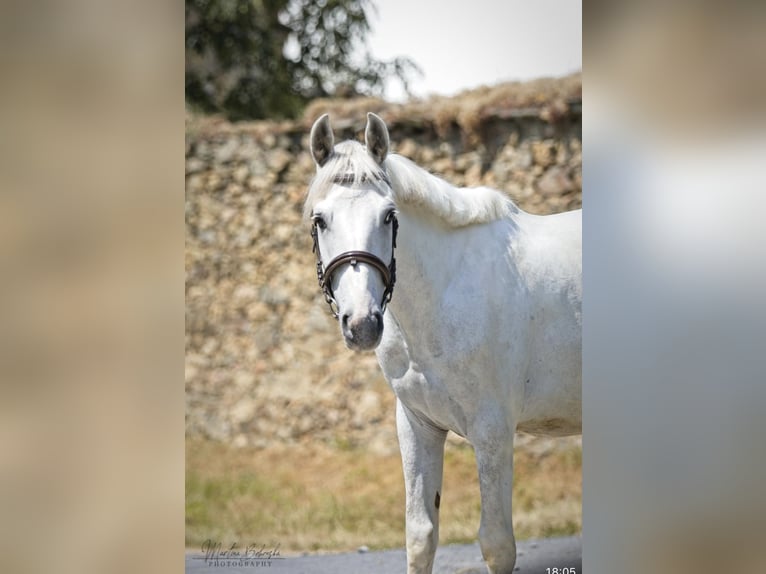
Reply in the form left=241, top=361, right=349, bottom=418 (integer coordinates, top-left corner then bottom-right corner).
left=311, top=215, right=398, bottom=318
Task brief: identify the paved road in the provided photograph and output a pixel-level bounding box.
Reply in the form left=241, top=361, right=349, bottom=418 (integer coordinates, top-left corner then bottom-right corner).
left=186, top=536, right=581, bottom=574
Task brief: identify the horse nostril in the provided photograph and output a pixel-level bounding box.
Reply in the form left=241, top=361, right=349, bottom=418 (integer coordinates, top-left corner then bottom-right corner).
left=373, top=310, right=383, bottom=329
left=341, top=312, right=351, bottom=331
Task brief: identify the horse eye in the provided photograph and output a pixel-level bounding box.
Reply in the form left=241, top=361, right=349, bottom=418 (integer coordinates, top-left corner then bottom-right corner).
left=384, top=210, right=397, bottom=224
left=312, top=214, right=327, bottom=230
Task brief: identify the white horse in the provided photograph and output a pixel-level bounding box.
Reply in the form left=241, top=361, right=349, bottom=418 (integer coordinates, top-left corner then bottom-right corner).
left=305, top=113, right=581, bottom=574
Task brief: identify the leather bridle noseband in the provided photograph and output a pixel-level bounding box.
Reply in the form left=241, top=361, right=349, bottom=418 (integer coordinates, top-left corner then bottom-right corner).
left=311, top=210, right=398, bottom=319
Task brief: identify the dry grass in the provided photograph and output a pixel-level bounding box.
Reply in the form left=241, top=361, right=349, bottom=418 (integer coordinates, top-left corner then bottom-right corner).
left=186, top=436, right=581, bottom=553
left=302, top=72, right=582, bottom=141
left=186, top=73, right=581, bottom=144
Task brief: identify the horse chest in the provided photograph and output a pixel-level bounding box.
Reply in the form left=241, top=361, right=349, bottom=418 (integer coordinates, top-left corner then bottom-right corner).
left=388, top=361, right=470, bottom=437
left=377, top=321, right=483, bottom=436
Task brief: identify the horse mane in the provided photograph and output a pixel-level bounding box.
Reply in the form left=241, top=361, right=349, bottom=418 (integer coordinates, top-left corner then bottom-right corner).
left=304, top=141, right=516, bottom=227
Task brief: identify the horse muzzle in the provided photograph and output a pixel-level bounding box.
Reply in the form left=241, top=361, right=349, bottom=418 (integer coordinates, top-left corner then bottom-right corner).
left=340, top=309, right=384, bottom=351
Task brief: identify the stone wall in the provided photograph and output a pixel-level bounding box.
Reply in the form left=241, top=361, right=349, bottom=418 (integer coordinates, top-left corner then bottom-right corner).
left=185, top=75, right=581, bottom=451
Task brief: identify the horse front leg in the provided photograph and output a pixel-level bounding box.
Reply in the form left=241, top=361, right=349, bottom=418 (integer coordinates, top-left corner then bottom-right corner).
left=473, top=424, right=517, bottom=574
left=396, top=399, right=447, bottom=574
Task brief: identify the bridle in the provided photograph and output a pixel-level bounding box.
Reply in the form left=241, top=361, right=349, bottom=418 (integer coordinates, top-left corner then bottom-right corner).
left=310, top=200, right=398, bottom=319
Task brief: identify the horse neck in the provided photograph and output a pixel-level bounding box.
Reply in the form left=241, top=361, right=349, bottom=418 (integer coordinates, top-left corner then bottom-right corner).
left=387, top=198, right=524, bottom=332
left=387, top=207, right=466, bottom=321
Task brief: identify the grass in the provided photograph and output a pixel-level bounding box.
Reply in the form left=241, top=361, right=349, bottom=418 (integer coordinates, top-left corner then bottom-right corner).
left=186, top=436, right=581, bottom=554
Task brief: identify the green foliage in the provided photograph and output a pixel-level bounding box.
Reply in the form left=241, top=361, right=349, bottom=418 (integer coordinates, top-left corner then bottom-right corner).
left=185, top=0, right=419, bottom=120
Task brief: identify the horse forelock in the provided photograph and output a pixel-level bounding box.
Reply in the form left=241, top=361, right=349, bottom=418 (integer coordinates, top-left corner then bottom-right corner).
left=303, top=140, right=516, bottom=227
left=303, top=141, right=390, bottom=221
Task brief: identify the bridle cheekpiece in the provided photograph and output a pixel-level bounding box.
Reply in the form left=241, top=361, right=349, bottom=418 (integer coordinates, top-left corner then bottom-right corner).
left=310, top=174, right=398, bottom=318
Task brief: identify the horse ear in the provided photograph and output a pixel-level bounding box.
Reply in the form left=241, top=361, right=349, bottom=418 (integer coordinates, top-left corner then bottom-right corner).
left=365, top=112, right=389, bottom=165
left=310, top=114, right=334, bottom=168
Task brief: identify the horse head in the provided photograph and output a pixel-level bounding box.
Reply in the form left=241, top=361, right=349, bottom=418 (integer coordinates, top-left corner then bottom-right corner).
left=307, top=113, right=398, bottom=351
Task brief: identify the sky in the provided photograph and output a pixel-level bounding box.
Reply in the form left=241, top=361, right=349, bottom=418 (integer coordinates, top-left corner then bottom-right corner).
left=363, top=0, right=582, bottom=101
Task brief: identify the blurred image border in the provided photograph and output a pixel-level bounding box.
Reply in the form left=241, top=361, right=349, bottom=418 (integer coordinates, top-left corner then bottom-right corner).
left=2, top=1, right=765, bottom=573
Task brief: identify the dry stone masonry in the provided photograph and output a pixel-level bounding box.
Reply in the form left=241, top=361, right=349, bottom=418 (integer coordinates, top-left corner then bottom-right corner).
left=186, top=74, right=581, bottom=451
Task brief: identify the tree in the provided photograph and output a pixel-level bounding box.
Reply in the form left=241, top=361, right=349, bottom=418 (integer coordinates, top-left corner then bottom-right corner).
left=185, top=0, right=419, bottom=120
